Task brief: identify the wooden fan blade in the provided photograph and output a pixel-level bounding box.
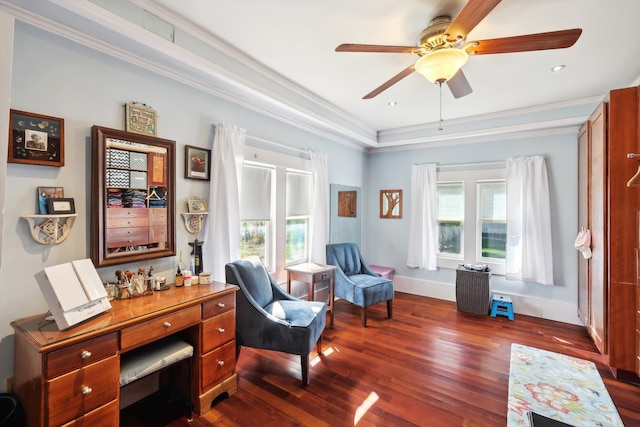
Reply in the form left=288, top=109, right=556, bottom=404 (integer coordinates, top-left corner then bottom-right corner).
left=336, top=43, right=418, bottom=54
left=446, top=0, right=502, bottom=42
left=363, top=65, right=416, bottom=99
left=447, top=69, right=473, bottom=99
left=467, top=29, right=582, bottom=55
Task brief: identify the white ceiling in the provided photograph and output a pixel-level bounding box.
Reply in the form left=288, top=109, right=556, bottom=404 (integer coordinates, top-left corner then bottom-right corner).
left=150, top=0, right=640, bottom=133
left=3, top=0, right=640, bottom=148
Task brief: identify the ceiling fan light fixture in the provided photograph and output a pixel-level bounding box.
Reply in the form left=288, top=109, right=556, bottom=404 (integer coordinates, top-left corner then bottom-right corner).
left=415, top=48, right=469, bottom=84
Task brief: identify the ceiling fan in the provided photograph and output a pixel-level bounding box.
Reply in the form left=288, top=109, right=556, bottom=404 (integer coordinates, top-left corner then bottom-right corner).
left=335, top=0, right=582, bottom=100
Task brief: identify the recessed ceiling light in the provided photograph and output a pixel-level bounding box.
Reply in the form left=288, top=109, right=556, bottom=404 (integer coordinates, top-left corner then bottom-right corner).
left=387, top=101, right=398, bottom=107
left=551, top=65, right=566, bottom=72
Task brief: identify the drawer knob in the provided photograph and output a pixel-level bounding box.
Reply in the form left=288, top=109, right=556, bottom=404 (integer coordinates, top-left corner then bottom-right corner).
left=217, top=328, right=225, bottom=333
left=163, top=321, right=172, bottom=328
left=217, top=360, right=225, bottom=367
left=321, top=273, right=328, bottom=279
left=80, top=350, right=92, bottom=359
left=81, top=385, right=93, bottom=395
left=217, top=302, right=225, bottom=308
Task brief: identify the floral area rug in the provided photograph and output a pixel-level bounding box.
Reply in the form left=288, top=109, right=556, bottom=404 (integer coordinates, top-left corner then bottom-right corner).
left=507, top=343, right=624, bottom=426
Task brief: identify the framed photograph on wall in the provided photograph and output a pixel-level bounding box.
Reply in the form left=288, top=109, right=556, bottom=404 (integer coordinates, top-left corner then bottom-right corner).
left=47, top=198, right=75, bottom=214
left=380, top=189, right=402, bottom=219
left=338, top=190, right=357, bottom=217
left=8, top=110, right=64, bottom=167
left=36, top=187, right=64, bottom=214
left=125, top=103, right=157, bottom=136
left=187, top=198, right=208, bottom=213
left=185, top=145, right=211, bottom=181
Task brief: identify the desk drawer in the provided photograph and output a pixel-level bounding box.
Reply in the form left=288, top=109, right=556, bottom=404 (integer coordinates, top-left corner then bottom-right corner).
left=46, top=332, right=118, bottom=378
left=61, top=399, right=118, bottom=427
left=201, top=340, right=235, bottom=391
left=120, top=305, right=200, bottom=352
left=107, top=208, right=149, bottom=227
left=47, top=355, right=119, bottom=426
left=202, top=310, right=235, bottom=353
left=202, top=293, right=235, bottom=319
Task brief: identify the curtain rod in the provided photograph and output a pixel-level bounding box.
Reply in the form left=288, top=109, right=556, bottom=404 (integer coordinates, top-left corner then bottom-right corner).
left=437, top=160, right=505, bottom=169
left=246, top=134, right=309, bottom=156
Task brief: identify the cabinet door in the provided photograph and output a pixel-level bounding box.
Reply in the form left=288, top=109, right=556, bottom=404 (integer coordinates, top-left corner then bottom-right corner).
left=589, top=102, right=607, bottom=354
left=577, top=122, right=590, bottom=325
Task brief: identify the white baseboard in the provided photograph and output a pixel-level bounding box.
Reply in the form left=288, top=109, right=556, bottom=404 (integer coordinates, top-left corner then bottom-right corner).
left=393, top=275, right=583, bottom=326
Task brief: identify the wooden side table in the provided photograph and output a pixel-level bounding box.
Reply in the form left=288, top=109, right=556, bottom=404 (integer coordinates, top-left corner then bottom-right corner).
left=286, top=263, right=336, bottom=328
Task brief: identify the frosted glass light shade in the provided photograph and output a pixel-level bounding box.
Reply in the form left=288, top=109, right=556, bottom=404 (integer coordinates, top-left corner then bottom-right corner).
left=415, top=49, right=469, bottom=83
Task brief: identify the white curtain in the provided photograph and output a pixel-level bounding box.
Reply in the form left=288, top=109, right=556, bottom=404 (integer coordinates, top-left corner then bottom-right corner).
left=407, top=163, right=438, bottom=270
left=505, top=156, right=554, bottom=285
left=202, top=124, right=246, bottom=282
left=309, top=151, right=329, bottom=264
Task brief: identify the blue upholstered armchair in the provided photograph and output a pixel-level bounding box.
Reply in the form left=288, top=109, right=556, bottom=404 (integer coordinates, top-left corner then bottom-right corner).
left=225, top=257, right=326, bottom=386
left=326, top=243, right=394, bottom=327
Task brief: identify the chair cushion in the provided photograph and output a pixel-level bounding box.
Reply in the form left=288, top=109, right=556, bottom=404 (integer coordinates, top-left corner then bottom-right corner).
left=120, top=336, right=193, bottom=386
left=264, top=300, right=325, bottom=328
left=348, top=274, right=394, bottom=307
left=232, top=258, right=274, bottom=308
left=328, top=243, right=362, bottom=276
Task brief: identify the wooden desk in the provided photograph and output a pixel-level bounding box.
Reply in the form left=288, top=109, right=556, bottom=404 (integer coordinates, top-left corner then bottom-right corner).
left=11, top=282, right=238, bottom=427
left=286, top=263, right=336, bottom=328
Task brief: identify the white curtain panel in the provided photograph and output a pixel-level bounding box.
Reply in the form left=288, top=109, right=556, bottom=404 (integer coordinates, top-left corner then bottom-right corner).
left=505, top=156, right=554, bottom=285
left=407, top=163, right=438, bottom=270
left=309, top=151, right=329, bottom=264
left=202, top=124, right=245, bottom=282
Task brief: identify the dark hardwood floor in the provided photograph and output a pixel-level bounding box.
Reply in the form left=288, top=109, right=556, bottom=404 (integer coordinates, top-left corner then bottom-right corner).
left=121, top=292, right=640, bottom=426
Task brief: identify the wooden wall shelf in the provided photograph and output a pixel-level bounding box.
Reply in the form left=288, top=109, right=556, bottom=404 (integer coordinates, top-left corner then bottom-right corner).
left=181, top=212, right=208, bottom=234
left=22, top=214, right=78, bottom=245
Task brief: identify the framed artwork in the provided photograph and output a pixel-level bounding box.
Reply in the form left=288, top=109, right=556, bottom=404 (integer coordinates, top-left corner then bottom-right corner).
left=125, top=103, right=157, bottom=136
left=187, top=197, right=208, bottom=213
left=8, top=110, right=64, bottom=167
left=47, top=198, right=75, bottom=214
left=380, top=189, right=402, bottom=219
left=185, top=145, right=211, bottom=181
left=37, top=187, right=64, bottom=214
left=338, top=190, right=357, bottom=217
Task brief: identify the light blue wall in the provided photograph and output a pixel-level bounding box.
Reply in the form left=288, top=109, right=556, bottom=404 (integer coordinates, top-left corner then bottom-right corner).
left=0, top=22, right=366, bottom=389
left=363, top=134, right=578, bottom=304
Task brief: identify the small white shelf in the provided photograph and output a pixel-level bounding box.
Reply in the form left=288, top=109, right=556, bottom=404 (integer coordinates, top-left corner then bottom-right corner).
left=22, top=214, right=78, bottom=245
left=181, top=212, right=208, bottom=234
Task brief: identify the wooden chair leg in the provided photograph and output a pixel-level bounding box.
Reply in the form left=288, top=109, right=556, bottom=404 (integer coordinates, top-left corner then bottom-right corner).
left=387, top=300, right=393, bottom=319
left=316, top=335, right=323, bottom=355
left=361, top=306, right=367, bottom=327
left=301, top=354, right=310, bottom=386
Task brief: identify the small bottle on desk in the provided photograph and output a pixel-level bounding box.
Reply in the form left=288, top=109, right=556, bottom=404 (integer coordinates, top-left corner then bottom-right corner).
left=175, top=251, right=184, bottom=287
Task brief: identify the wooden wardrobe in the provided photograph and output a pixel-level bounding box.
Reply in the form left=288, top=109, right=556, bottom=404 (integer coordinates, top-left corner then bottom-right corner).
left=577, top=85, right=640, bottom=381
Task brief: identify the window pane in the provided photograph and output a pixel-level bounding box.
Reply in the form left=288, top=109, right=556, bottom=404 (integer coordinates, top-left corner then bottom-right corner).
left=481, top=222, right=506, bottom=259
left=478, top=181, right=506, bottom=259
left=286, top=218, right=308, bottom=263
left=437, top=183, right=464, bottom=220
left=437, top=182, right=463, bottom=255
left=240, top=220, right=268, bottom=260
left=241, top=165, right=272, bottom=220
left=286, top=171, right=312, bottom=216
left=439, top=221, right=462, bottom=254
left=478, top=181, right=506, bottom=221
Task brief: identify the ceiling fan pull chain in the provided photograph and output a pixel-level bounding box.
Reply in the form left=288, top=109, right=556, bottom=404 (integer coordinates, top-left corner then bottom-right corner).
left=438, top=81, right=444, bottom=131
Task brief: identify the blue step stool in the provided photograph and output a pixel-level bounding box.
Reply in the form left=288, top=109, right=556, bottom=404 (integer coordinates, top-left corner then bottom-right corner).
left=490, top=294, right=514, bottom=320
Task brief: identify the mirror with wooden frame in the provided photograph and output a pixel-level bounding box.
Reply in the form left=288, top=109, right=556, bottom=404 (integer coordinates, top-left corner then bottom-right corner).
left=91, top=125, right=176, bottom=267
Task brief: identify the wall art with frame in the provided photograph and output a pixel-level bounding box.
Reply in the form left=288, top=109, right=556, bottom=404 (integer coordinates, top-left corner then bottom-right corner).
left=380, top=189, right=402, bottom=219
left=185, top=145, right=211, bottom=181
left=8, top=110, right=64, bottom=167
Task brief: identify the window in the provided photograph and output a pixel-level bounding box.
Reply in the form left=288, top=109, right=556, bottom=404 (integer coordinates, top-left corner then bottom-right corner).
left=436, top=182, right=464, bottom=256
left=477, top=181, right=506, bottom=260
left=436, top=169, right=506, bottom=274
left=240, top=146, right=312, bottom=277
left=240, top=164, right=273, bottom=267
left=286, top=171, right=312, bottom=264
